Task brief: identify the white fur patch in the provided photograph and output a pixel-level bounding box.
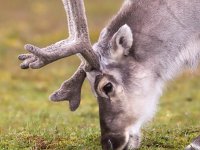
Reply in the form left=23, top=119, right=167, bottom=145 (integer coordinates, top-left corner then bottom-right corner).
left=162, top=34, right=200, bottom=80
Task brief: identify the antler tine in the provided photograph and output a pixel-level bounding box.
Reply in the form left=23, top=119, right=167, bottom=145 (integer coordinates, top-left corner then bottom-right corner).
left=50, top=62, right=86, bottom=111
left=64, top=0, right=88, bottom=39
left=66, top=0, right=100, bottom=70
left=62, top=0, right=75, bottom=38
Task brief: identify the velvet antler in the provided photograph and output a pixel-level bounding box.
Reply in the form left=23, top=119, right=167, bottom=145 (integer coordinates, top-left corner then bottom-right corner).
left=18, top=0, right=100, bottom=111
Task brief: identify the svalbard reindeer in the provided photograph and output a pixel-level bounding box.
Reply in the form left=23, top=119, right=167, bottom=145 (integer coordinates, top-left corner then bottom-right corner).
left=18, top=0, right=200, bottom=149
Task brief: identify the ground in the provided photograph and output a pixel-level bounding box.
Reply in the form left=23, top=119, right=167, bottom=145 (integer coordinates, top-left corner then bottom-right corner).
left=0, top=0, right=200, bottom=149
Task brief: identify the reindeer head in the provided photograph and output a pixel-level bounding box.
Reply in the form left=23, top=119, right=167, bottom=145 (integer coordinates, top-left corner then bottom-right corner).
left=86, top=23, right=163, bottom=149
left=18, top=0, right=163, bottom=149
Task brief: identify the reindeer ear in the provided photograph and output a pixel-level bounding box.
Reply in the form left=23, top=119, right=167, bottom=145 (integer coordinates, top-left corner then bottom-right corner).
left=111, top=24, right=133, bottom=57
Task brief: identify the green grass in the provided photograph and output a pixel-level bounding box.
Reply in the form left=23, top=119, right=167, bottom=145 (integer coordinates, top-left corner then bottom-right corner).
left=0, top=0, right=200, bottom=149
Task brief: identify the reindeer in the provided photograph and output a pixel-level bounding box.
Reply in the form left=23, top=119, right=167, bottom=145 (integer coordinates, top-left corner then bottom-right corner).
left=18, top=0, right=200, bottom=149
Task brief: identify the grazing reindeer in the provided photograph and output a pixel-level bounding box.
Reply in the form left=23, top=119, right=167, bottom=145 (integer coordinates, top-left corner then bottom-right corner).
left=18, top=0, right=200, bottom=149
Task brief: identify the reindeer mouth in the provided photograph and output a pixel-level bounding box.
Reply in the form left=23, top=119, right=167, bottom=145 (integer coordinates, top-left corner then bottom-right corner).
left=107, top=138, right=130, bottom=150
left=102, top=133, right=140, bottom=150
left=102, top=132, right=140, bottom=150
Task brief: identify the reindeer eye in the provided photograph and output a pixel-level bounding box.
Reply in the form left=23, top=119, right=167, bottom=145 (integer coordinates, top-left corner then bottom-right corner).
left=103, top=82, right=113, bottom=95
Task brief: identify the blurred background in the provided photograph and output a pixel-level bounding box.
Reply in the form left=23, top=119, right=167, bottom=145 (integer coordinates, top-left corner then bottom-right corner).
left=0, top=0, right=200, bottom=149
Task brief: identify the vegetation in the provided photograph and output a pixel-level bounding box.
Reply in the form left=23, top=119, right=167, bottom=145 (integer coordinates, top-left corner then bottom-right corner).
left=0, top=0, right=199, bottom=149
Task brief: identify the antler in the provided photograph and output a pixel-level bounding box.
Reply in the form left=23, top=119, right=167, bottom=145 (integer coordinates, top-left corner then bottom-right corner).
left=18, top=0, right=100, bottom=111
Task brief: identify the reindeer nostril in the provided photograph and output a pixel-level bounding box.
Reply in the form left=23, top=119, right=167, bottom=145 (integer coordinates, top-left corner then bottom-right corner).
left=108, top=139, right=113, bottom=150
